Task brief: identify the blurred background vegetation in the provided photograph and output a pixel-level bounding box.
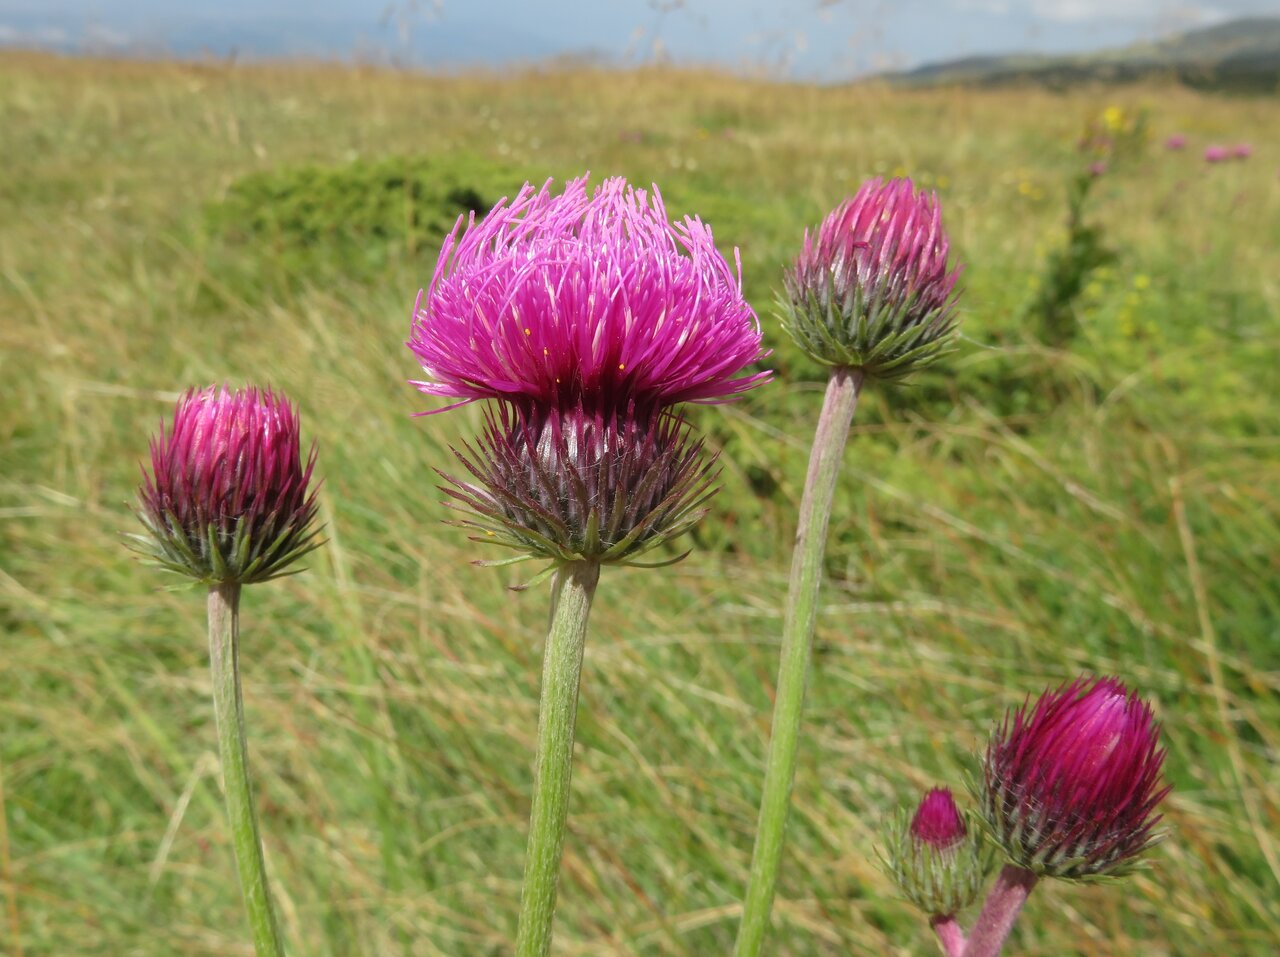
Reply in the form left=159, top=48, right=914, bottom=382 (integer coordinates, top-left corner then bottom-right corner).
left=0, top=51, right=1278, bottom=956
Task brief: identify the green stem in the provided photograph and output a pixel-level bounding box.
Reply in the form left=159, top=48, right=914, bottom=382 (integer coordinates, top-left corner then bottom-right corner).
left=734, top=367, right=863, bottom=957
left=208, top=582, right=287, bottom=957
left=515, top=561, right=601, bottom=957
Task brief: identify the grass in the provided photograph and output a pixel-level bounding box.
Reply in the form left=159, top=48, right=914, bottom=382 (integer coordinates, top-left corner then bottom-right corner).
left=1, top=51, right=1278, bottom=956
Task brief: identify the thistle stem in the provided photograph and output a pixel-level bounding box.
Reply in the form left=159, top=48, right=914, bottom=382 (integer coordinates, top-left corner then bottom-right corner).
left=207, top=583, right=287, bottom=957
left=930, top=914, right=966, bottom=957
left=963, top=865, right=1038, bottom=957
left=515, top=561, right=601, bottom=957
left=734, top=367, right=863, bottom=957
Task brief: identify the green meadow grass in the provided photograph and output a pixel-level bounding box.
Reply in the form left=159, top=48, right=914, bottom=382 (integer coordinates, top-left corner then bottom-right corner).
left=1, top=53, right=1278, bottom=956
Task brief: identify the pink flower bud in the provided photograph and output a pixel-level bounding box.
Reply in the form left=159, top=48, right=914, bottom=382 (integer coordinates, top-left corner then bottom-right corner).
left=133, top=385, right=321, bottom=584
left=782, top=177, right=961, bottom=380
left=883, top=786, right=990, bottom=916
left=980, top=676, right=1170, bottom=880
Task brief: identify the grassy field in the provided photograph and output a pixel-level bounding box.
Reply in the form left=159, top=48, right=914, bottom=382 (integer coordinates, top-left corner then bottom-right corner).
left=1, top=52, right=1278, bottom=956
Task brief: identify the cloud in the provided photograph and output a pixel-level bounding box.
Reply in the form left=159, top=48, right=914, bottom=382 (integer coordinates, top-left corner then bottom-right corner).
left=954, top=0, right=1277, bottom=23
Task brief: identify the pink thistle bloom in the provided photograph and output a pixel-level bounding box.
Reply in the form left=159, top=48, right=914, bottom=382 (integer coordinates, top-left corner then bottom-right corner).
left=911, top=787, right=967, bottom=850
left=133, top=385, right=321, bottom=584
left=407, top=176, right=768, bottom=414
left=1231, top=143, right=1253, bottom=160
left=980, top=676, right=1170, bottom=880
left=1204, top=145, right=1230, bottom=164
left=1088, top=161, right=1108, bottom=178
left=782, top=177, right=961, bottom=380
left=1164, top=134, right=1187, bottom=150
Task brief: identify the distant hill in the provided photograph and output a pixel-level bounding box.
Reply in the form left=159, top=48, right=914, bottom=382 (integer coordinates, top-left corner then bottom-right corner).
left=889, top=17, right=1280, bottom=92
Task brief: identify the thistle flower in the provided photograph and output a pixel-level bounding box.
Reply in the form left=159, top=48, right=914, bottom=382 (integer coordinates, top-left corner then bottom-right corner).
left=1231, top=142, right=1253, bottom=160
left=134, top=385, right=321, bottom=584
left=883, top=787, right=990, bottom=918
left=407, top=176, right=771, bottom=957
left=440, top=400, right=718, bottom=568
left=1164, top=134, right=1187, bottom=150
left=781, top=177, right=961, bottom=380
left=1204, top=145, right=1230, bottom=164
left=408, top=176, right=768, bottom=413
left=979, top=676, right=1170, bottom=881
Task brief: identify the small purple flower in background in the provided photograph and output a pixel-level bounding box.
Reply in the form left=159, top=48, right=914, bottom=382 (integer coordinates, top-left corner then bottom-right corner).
left=781, top=177, right=962, bottom=380
left=407, top=176, right=768, bottom=415
left=1231, top=142, right=1253, bottom=160
left=882, top=786, right=990, bottom=923
left=1164, top=134, right=1187, bottom=150
left=1204, top=145, right=1230, bottom=164
left=1088, top=160, right=1108, bottom=178
left=979, top=675, right=1170, bottom=880
left=133, top=385, right=321, bottom=584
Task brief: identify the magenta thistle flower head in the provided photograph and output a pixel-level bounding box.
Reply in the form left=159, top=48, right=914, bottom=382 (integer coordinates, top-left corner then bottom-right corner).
left=781, top=176, right=961, bottom=381
left=979, top=675, right=1170, bottom=881
left=1204, top=145, right=1230, bottom=164
left=132, top=385, right=322, bottom=584
left=882, top=786, right=990, bottom=916
left=1164, top=134, right=1187, bottom=150
left=439, top=399, right=718, bottom=567
left=407, top=176, right=768, bottom=414
left=1231, top=142, right=1253, bottom=160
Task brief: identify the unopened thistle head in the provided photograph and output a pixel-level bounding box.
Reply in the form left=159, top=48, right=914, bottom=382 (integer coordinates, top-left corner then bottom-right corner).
left=133, top=385, right=321, bottom=584
left=782, top=177, right=961, bottom=380
left=883, top=787, right=990, bottom=917
left=440, top=400, right=718, bottom=567
left=979, top=676, right=1170, bottom=881
left=407, top=176, right=769, bottom=413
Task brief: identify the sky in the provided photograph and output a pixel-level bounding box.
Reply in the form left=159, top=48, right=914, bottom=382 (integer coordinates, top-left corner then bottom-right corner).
left=1, top=0, right=1277, bottom=79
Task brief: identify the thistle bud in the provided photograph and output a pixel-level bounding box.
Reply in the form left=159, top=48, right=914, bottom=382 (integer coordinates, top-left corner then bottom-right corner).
left=979, top=676, right=1170, bottom=881
left=440, top=400, right=719, bottom=567
left=781, top=177, right=961, bottom=380
left=133, top=385, right=322, bottom=584
left=883, top=787, right=990, bottom=917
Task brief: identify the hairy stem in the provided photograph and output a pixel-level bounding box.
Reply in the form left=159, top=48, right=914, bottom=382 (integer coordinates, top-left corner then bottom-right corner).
left=515, top=561, right=601, bottom=957
left=734, top=367, right=863, bottom=957
left=208, top=583, right=287, bottom=957
left=963, top=865, right=1039, bottom=957
left=930, top=914, right=966, bottom=957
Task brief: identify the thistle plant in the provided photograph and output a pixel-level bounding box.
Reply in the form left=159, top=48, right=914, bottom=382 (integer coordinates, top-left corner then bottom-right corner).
left=964, top=675, right=1171, bottom=957
left=407, top=176, right=767, bottom=957
left=131, top=385, right=322, bottom=957
left=735, top=177, right=961, bottom=957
